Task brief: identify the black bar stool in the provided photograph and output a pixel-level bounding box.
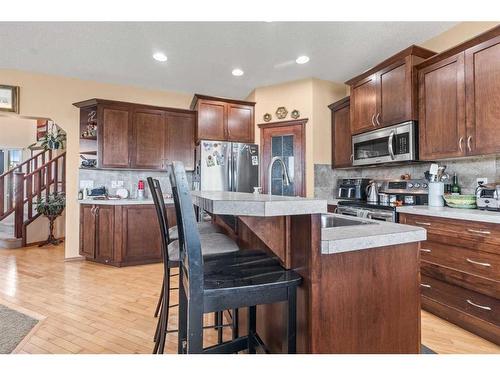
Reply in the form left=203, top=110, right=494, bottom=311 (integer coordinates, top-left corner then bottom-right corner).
left=147, top=177, right=239, bottom=354
left=168, top=161, right=302, bottom=354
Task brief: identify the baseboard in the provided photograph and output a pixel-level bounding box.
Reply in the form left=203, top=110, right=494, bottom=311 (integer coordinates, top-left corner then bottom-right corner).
left=64, top=255, right=85, bottom=262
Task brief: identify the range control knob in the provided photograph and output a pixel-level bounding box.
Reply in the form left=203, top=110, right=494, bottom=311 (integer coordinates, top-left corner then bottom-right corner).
left=422, top=183, right=428, bottom=188
left=407, top=183, right=414, bottom=188
left=414, top=183, right=421, bottom=188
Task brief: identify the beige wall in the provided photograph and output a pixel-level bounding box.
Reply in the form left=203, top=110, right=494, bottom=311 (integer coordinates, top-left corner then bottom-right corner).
left=420, top=22, right=499, bottom=52
left=0, top=117, right=37, bottom=149
left=0, top=69, right=192, bottom=259
left=248, top=78, right=346, bottom=196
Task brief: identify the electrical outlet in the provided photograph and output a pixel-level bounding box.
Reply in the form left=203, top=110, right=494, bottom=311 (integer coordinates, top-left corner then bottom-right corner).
left=111, top=180, right=124, bottom=188
left=477, top=177, right=488, bottom=186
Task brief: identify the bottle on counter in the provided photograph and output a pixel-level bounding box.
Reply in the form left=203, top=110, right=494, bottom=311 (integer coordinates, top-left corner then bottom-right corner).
left=451, top=172, right=461, bottom=196
left=78, top=189, right=84, bottom=200
left=137, top=180, right=145, bottom=200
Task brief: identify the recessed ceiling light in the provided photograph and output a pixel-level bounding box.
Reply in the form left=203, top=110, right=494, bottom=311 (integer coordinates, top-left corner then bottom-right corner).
left=296, top=55, right=310, bottom=65
left=153, top=52, right=168, bottom=62
left=232, top=68, right=244, bottom=77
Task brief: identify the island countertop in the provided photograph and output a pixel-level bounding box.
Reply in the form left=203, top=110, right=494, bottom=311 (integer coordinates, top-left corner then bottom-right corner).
left=321, top=214, right=426, bottom=254
left=191, top=191, right=327, bottom=217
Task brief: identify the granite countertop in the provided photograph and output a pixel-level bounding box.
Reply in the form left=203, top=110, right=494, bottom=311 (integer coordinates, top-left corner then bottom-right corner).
left=327, top=199, right=340, bottom=206
left=79, top=198, right=174, bottom=205
left=396, top=205, right=500, bottom=224
left=191, top=191, right=327, bottom=217
left=321, top=213, right=426, bottom=255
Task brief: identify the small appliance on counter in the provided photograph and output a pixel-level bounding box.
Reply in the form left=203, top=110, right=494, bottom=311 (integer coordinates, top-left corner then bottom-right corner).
left=137, top=180, right=146, bottom=200
left=87, top=186, right=107, bottom=197
left=336, top=178, right=371, bottom=200
left=476, top=184, right=500, bottom=211
left=366, top=180, right=379, bottom=203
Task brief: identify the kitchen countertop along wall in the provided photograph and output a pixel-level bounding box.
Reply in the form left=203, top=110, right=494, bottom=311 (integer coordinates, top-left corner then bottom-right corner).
left=315, top=155, right=500, bottom=202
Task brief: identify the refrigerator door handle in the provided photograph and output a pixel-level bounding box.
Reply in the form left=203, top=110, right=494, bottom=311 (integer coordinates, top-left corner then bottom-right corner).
left=228, top=146, right=233, bottom=192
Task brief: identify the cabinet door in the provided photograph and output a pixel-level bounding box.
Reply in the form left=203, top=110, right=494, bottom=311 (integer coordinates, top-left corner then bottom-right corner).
left=165, top=112, right=195, bottom=170
left=99, top=104, right=131, bottom=168
left=197, top=100, right=226, bottom=141
left=121, top=206, right=162, bottom=263
left=418, top=53, right=466, bottom=160
left=80, top=205, right=96, bottom=258
left=465, top=35, right=500, bottom=156
left=227, top=103, right=254, bottom=143
left=95, top=206, right=114, bottom=263
left=350, top=75, right=377, bottom=134
left=331, top=101, right=352, bottom=168
left=131, top=108, right=166, bottom=170
left=377, top=58, right=412, bottom=127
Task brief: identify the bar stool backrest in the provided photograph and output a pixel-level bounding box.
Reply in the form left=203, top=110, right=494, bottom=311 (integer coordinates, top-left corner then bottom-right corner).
left=146, top=177, right=170, bottom=264
left=168, top=162, right=204, bottom=300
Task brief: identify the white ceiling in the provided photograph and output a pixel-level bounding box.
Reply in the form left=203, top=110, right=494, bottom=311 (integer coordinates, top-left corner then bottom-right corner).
left=0, top=22, right=456, bottom=98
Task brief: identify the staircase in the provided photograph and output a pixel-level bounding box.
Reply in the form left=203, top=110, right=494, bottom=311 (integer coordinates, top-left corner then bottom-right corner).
left=0, top=149, right=66, bottom=248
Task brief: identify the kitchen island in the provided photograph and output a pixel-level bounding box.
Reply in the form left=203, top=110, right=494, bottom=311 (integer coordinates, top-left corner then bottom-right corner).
left=192, top=191, right=426, bottom=353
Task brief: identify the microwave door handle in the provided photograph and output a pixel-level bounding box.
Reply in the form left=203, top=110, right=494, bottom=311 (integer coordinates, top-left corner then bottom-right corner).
left=388, top=131, right=395, bottom=160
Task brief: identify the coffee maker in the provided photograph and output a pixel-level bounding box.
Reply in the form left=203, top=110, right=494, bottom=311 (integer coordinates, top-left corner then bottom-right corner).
left=476, top=184, right=500, bottom=211
left=336, top=178, right=371, bottom=200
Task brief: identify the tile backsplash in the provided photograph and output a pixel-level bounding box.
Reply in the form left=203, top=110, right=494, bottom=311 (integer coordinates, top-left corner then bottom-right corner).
left=79, top=169, right=193, bottom=199
left=315, top=155, right=500, bottom=200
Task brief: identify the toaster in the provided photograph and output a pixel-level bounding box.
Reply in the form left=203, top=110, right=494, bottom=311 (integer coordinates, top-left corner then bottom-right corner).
left=476, top=185, right=500, bottom=211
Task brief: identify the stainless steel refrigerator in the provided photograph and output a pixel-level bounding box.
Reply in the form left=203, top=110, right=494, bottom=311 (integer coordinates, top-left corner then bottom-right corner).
left=194, top=140, right=259, bottom=193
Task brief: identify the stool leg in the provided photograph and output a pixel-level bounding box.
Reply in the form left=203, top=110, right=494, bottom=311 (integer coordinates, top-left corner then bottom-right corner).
left=158, top=267, right=171, bottom=354
left=186, top=302, right=204, bottom=353
left=286, top=287, right=297, bottom=354
left=248, top=306, right=256, bottom=354
left=154, top=282, right=164, bottom=318
left=178, top=270, right=188, bottom=354
left=217, top=311, right=223, bottom=344
left=232, top=308, right=239, bottom=340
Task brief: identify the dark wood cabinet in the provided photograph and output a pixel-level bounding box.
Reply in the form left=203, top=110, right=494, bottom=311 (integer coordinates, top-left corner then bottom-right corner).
left=99, top=104, right=131, bottom=168
left=191, top=94, right=255, bottom=143
left=80, top=203, right=177, bottom=267
left=131, top=108, right=166, bottom=170
left=418, top=53, right=466, bottom=160
left=165, top=112, right=196, bottom=170
left=329, top=97, right=352, bottom=168
left=417, top=27, right=500, bottom=161
left=346, top=46, right=435, bottom=135
left=74, top=99, right=197, bottom=171
left=399, top=213, right=500, bottom=345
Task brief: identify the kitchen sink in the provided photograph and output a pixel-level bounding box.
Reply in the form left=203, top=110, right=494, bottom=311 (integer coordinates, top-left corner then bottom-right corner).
left=321, top=214, right=376, bottom=228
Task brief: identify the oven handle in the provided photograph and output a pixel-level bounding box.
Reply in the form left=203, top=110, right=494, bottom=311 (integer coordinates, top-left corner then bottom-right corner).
left=388, top=130, right=395, bottom=160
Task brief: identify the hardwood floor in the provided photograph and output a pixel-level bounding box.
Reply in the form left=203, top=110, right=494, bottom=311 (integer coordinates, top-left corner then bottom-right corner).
left=0, top=244, right=498, bottom=354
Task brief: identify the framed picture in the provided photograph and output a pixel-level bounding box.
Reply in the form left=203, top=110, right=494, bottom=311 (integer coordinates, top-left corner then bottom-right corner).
left=0, top=85, right=20, bottom=113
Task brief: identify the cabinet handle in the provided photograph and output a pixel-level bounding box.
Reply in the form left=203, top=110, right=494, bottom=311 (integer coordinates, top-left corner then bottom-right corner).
left=467, top=136, right=472, bottom=152
left=420, top=248, right=432, bottom=253
left=458, top=137, right=464, bottom=152
left=371, top=114, right=376, bottom=127
left=467, top=228, right=491, bottom=235
left=350, top=154, right=353, bottom=161
left=466, top=258, right=491, bottom=267
left=415, top=221, right=431, bottom=226
left=420, top=283, right=432, bottom=288
left=466, top=299, right=492, bottom=311
left=376, top=113, right=381, bottom=126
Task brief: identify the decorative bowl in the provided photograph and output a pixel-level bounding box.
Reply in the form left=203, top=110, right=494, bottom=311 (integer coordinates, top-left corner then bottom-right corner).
left=443, top=194, right=477, bottom=209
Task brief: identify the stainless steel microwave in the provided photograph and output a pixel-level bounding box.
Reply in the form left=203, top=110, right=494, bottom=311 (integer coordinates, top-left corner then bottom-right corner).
left=352, top=121, right=417, bottom=166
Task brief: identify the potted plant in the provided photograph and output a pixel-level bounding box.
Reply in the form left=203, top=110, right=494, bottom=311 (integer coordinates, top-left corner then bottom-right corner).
left=35, top=192, right=65, bottom=247
left=40, top=124, right=66, bottom=150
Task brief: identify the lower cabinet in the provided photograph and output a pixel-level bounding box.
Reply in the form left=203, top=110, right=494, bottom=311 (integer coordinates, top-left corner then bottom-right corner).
left=399, top=213, right=500, bottom=345
left=80, top=204, right=176, bottom=267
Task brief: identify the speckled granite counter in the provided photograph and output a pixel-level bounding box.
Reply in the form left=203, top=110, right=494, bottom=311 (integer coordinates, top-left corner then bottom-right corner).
left=321, top=214, right=426, bottom=254
left=191, top=191, right=327, bottom=217
left=397, top=205, right=500, bottom=224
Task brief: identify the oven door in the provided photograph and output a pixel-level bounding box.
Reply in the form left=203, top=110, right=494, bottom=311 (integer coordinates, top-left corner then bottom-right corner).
left=352, top=121, right=416, bottom=166
left=366, top=209, right=396, bottom=222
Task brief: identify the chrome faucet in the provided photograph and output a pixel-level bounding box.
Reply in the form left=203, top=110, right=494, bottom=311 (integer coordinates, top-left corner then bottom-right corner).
left=267, top=156, right=291, bottom=196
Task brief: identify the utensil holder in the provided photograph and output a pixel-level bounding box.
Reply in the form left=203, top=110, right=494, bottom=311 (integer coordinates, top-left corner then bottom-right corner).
left=428, top=182, right=444, bottom=207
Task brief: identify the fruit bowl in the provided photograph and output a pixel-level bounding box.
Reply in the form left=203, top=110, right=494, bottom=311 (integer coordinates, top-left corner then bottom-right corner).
left=443, top=194, right=477, bottom=209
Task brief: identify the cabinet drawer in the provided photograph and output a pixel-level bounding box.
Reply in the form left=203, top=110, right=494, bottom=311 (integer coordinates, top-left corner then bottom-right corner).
left=420, top=241, right=500, bottom=281
left=420, top=275, right=500, bottom=327
left=402, top=213, right=500, bottom=251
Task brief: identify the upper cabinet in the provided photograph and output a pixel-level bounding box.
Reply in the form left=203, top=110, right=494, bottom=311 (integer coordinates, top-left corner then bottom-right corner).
left=74, top=99, right=196, bottom=170
left=191, top=94, right=256, bottom=143
left=346, top=46, right=436, bottom=135
left=329, top=97, right=352, bottom=168
left=417, top=27, right=500, bottom=160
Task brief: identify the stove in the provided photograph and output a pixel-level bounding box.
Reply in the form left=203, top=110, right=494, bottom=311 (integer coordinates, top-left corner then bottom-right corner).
left=336, top=179, right=429, bottom=222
